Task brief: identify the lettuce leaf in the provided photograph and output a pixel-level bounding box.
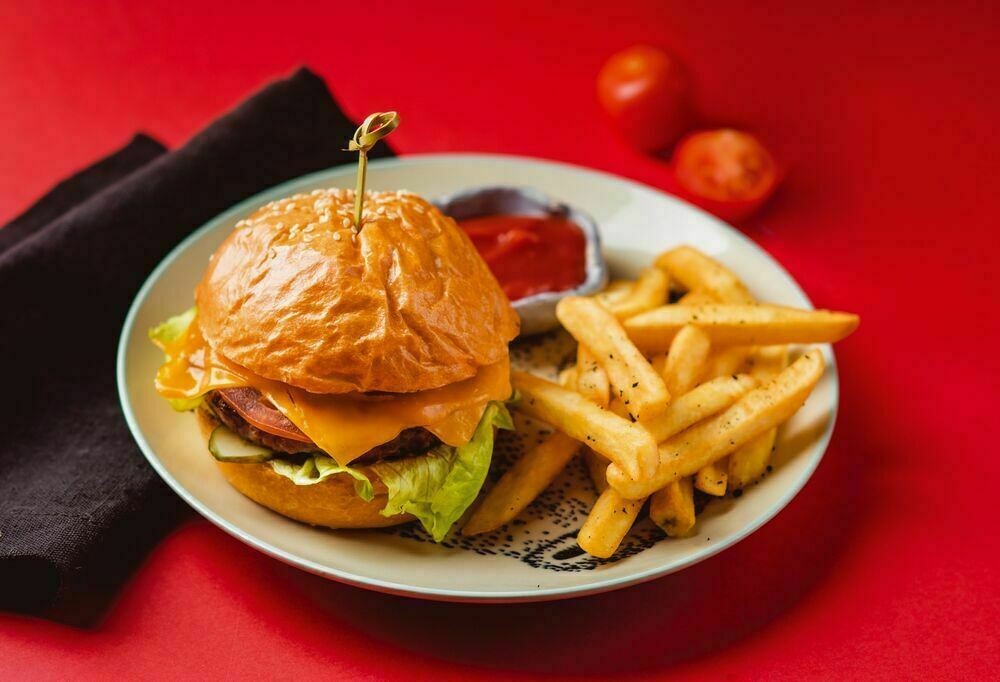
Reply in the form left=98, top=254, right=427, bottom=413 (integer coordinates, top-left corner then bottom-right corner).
left=270, top=457, right=374, bottom=501
left=149, top=307, right=202, bottom=411
left=149, top=306, right=197, bottom=351
left=262, top=401, right=512, bottom=542
left=372, top=401, right=513, bottom=542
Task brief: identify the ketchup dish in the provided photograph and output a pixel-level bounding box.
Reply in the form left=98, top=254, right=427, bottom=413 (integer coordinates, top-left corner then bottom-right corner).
left=436, top=186, right=607, bottom=335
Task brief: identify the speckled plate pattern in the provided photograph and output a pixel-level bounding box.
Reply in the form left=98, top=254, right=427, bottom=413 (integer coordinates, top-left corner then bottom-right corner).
left=118, top=154, right=839, bottom=602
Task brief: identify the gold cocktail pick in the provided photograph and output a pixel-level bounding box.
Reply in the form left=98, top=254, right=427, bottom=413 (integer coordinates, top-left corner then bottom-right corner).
left=347, top=111, right=400, bottom=230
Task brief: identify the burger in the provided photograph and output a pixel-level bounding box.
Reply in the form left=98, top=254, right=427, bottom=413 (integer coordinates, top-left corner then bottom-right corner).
left=150, top=188, right=520, bottom=540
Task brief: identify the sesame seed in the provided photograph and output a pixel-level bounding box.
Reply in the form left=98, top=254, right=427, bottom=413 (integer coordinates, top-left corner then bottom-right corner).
left=342, top=217, right=352, bottom=228
left=333, top=232, right=342, bottom=241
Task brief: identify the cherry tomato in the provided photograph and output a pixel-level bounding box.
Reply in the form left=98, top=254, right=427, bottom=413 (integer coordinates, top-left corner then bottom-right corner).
left=597, top=45, right=691, bottom=152
left=670, top=129, right=780, bottom=223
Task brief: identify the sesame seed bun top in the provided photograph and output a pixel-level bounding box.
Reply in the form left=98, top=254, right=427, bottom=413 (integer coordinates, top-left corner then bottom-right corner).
left=196, top=188, right=519, bottom=394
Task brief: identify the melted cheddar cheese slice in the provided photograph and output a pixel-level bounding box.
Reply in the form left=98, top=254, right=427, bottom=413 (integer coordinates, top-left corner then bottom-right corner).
left=155, top=318, right=511, bottom=465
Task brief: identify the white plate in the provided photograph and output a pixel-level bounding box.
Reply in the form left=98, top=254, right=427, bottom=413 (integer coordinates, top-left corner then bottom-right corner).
left=118, top=153, right=838, bottom=602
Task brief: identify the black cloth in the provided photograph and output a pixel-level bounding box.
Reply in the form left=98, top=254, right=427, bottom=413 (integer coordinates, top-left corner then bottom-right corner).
left=0, top=68, right=393, bottom=622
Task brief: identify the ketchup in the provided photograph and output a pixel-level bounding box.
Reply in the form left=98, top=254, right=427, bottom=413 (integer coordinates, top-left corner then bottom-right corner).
left=459, top=214, right=587, bottom=301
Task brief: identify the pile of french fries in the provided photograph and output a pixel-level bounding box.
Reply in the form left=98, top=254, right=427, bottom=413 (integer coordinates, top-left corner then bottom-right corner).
left=463, top=246, right=859, bottom=558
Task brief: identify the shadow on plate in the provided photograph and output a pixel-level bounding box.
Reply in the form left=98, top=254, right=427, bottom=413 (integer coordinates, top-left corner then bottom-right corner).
left=273, top=414, right=868, bottom=675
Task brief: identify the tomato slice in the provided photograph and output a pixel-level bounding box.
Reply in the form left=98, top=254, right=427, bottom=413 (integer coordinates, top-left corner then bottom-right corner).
left=216, top=387, right=312, bottom=443
left=671, top=129, right=780, bottom=223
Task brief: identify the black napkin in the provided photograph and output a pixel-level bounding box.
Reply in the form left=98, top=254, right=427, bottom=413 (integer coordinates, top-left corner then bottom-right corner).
left=0, top=68, right=394, bottom=621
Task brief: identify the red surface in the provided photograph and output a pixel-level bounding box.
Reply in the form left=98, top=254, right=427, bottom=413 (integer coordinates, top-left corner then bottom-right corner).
left=3, top=1, right=999, bottom=678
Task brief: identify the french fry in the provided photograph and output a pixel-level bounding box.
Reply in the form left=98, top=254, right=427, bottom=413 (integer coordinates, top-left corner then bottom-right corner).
left=727, top=430, right=775, bottom=492
left=607, top=351, right=826, bottom=499
left=644, top=374, right=757, bottom=442
left=608, top=398, right=629, bottom=418
left=624, top=304, right=860, bottom=351
left=728, top=346, right=790, bottom=490
left=582, top=448, right=610, bottom=493
left=577, top=346, right=612, bottom=494
left=604, top=267, right=669, bottom=319
left=660, top=325, right=711, bottom=396
left=578, top=308, right=654, bottom=563
left=695, top=340, right=735, bottom=496
left=556, top=296, right=670, bottom=421
left=701, top=345, right=754, bottom=380
left=650, top=335, right=745, bottom=526
left=576, top=345, right=610, bottom=407
left=511, top=370, right=658, bottom=480
left=692, top=368, right=737, bottom=494
left=558, top=366, right=579, bottom=388
left=462, top=432, right=580, bottom=535
left=694, top=465, right=728, bottom=496
left=655, top=246, right=755, bottom=304
left=669, top=245, right=753, bottom=382
left=649, top=477, right=696, bottom=537
left=686, top=257, right=755, bottom=494
left=578, top=370, right=755, bottom=556
left=657, top=322, right=717, bottom=507
left=578, top=487, right=644, bottom=559
left=687, top=248, right=754, bottom=376
left=594, top=279, right=635, bottom=307
left=677, top=290, right=717, bottom=306
left=744, top=344, right=790, bottom=377
left=650, top=353, right=668, bottom=380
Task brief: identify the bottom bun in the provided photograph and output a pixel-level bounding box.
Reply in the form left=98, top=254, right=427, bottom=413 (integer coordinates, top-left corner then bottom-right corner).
left=196, top=408, right=413, bottom=530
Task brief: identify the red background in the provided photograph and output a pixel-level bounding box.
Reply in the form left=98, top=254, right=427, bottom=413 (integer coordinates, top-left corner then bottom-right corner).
left=3, top=1, right=998, bottom=678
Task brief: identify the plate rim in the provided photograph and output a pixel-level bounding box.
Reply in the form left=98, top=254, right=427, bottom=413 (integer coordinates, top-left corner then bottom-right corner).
left=117, top=152, right=839, bottom=602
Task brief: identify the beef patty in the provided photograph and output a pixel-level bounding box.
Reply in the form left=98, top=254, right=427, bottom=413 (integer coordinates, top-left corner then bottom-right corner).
left=204, top=390, right=440, bottom=463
